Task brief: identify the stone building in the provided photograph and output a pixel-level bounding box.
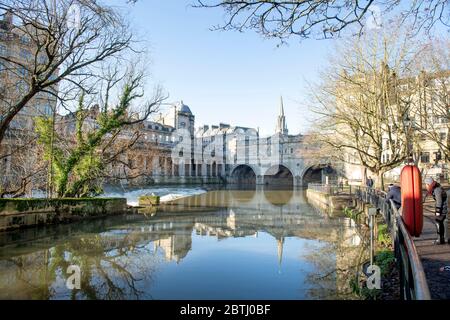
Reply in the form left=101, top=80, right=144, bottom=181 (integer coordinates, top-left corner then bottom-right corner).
left=0, top=11, right=58, bottom=195
left=333, top=63, right=450, bottom=186
left=107, top=98, right=335, bottom=188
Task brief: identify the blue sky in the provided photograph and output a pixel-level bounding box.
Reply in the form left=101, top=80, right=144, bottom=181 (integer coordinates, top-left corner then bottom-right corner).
left=111, top=0, right=335, bottom=135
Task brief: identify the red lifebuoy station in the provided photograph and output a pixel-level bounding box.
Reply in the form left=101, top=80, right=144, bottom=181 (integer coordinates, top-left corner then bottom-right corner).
left=400, top=165, right=423, bottom=237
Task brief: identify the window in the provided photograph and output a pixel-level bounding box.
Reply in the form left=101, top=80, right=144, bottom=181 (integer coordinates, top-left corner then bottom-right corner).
left=44, top=105, right=52, bottom=116
left=16, top=80, right=29, bottom=93
left=38, top=55, right=48, bottom=64
left=434, top=151, right=442, bottom=162
left=20, top=35, right=30, bottom=45
left=180, top=122, right=186, bottom=128
left=19, top=66, right=28, bottom=77
left=440, top=132, right=447, bottom=141
left=433, top=116, right=448, bottom=124
left=19, top=49, right=31, bottom=60
left=420, top=152, right=430, bottom=164
left=0, top=44, right=7, bottom=56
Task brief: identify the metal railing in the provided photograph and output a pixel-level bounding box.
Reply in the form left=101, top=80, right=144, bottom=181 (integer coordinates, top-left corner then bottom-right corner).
left=307, top=183, right=354, bottom=196
left=354, top=186, right=431, bottom=300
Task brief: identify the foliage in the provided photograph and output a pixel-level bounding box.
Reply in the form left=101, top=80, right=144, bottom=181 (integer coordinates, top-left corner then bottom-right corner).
left=0, top=0, right=135, bottom=145
left=35, top=73, right=158, bottom=198
left=375, top=250, right=396, bottom=277
left=349, top=214, right=396, bottom=300
left=0, top=197, right=125, bottom=215
left=195, top=1, right=449, bottom=42
left=343, top=206, right=362, bottom=222
left=377, top=223, right=392, bottom=248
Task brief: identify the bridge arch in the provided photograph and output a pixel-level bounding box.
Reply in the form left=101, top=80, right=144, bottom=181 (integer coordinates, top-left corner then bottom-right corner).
left=263, top=165, right=294, bottom=187
left=301, top=164, right=337, bottom=187
left=263, top=188, right=293, bottom=205
left=229, top=164, right=257, bottom=185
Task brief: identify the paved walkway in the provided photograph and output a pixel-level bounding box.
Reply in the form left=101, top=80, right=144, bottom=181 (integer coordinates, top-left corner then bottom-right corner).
left=413, top=199, right=450, bottom=299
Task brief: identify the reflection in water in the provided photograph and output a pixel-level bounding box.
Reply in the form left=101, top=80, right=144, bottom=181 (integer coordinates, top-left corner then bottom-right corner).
left=0, top=189, right=362, bottom=300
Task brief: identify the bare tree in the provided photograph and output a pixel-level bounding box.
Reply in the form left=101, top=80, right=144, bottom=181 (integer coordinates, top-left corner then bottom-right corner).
left=409, top=39, right=450, bottom=164
left=35, top=65, right=167, bottom=198
left=0, top=0, right=135, bottom=148
left=309, top=26, right=425, bottom=188
left=194, top=0, right=450, bottom=42
left=0, top=129, right=47, bottom=197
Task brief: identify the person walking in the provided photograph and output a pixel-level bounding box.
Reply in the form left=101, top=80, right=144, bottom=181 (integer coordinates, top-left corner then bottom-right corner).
left=425, top=177, right=448, bottom=245
left=366, top=176, right=374, bottom=192
left=386, top=184, right=401, bottom=210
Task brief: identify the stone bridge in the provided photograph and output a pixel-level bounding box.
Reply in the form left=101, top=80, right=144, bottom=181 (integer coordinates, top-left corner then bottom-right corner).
left=226, top=160, right=337, bottom=188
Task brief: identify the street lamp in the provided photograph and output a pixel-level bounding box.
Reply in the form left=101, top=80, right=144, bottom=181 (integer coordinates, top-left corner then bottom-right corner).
left=403, top=115, right=414, bottom=164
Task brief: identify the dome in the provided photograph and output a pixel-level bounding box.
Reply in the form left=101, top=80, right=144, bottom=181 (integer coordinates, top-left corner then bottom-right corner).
left=179, top=101, right=192, bottom=114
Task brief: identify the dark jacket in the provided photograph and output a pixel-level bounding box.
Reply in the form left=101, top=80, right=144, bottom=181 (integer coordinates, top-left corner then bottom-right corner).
left=386, top=186, right=401, bottom=209
left=431, top=183, right=448, bottom=215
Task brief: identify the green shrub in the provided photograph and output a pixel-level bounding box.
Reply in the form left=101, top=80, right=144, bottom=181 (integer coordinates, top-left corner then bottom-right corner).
left=343, top=206, right=362, bottom=221
left=375, top=250, right=396, bottom=277
left=377, top=223, right=392, bottom=248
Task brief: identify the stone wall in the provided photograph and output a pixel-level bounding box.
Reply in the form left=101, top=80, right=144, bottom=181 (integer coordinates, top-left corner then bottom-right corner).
left=0, top=198, right=128, bottom=232
left=306, top=189, right=355, bottom=217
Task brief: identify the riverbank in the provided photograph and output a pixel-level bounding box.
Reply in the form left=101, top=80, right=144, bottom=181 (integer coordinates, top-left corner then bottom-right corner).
left=343, top=207, right=400, bottom=300
left=0, top=198, right=128, bottom=232
left=306, top=188, right=354, bottom=216
left=101, top=185, right=208, bottom=206
left=0, top=188, right=356, bottom=300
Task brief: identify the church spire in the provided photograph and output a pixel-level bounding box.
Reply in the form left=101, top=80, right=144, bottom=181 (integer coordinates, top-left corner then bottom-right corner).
left=275, top=96, right=288, bottom=135
left=280, top=96, right=284, bottom=116
left=277, top=236, right=284, bottom=274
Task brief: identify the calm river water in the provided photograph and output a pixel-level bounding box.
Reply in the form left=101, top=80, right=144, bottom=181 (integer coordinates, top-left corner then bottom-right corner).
left=0, top=187, right=362, bottom=300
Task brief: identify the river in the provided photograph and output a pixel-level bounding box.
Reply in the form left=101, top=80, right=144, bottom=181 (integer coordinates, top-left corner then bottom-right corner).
left=0, top=187, right=362, bottom=300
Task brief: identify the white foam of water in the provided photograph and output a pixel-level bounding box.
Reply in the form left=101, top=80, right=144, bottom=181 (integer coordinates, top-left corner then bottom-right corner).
left=100, top=187, right=207, bottom=206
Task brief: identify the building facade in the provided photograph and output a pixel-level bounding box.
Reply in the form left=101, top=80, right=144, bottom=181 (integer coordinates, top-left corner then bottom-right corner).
left=0, top=11, right=58, bottom=195
left=103, top=98, right=335, bottom=188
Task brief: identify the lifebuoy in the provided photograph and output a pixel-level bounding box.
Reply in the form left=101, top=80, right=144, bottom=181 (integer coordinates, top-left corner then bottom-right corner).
left=400, top=165, right=423, bottom=237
